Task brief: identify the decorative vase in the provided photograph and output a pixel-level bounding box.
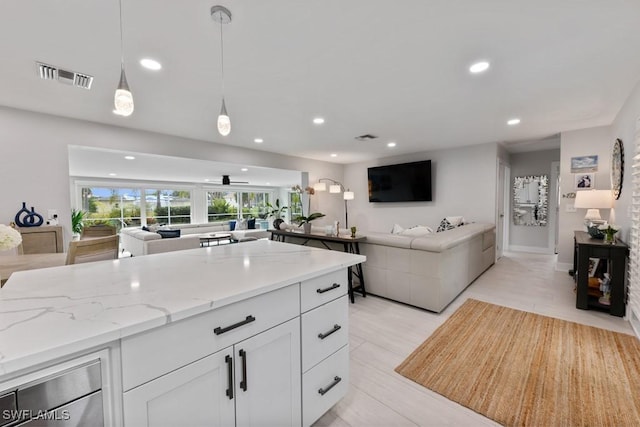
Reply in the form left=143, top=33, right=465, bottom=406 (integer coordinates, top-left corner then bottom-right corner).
left=604, top=233, right=616, bottom=244
left=303, top=223, right=312, bottom=234
left=273, top=218, right=284, bottom=230
left=14, top=202, right=43, bottom=227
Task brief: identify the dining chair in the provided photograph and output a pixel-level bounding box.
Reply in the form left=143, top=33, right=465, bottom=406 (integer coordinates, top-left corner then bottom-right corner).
left=81, top=224, right=117, bottom=239
left=66, top=235, right=120, bottom=265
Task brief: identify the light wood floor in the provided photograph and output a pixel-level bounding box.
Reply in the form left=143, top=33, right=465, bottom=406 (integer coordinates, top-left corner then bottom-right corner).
left=314, top=251, right=635, bottom=427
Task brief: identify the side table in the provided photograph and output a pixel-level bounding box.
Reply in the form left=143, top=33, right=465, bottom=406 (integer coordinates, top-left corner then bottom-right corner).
left=573, top=230, right=628, bottom=317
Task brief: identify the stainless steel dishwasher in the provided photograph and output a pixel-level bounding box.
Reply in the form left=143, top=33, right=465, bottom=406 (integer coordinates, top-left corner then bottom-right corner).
left=0, top=359, right=103, bottom=426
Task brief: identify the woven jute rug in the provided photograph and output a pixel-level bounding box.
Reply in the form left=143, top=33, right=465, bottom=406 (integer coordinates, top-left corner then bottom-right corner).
left=395, top=299, right=640, bottom=426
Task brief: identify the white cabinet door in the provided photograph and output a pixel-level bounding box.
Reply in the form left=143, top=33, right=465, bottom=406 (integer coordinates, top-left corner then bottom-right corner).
left=234, top=318, right=301, bottom=427
left=123, top=349, right=235, bottom=427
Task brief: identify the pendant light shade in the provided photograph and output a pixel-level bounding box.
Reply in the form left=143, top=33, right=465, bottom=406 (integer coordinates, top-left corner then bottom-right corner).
left=212, top=5, right=232, bottom=136
left=114, top=65, right=134, bottom=116
left=217, top=98, right=231, bottom=136
left=114, top=0, right=133, bottom=116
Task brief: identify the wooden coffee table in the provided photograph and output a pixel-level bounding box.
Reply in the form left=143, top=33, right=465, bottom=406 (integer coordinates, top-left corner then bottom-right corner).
left=199, top=233, right=232, bottom=247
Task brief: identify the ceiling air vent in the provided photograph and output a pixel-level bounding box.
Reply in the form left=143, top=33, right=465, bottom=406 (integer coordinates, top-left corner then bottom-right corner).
left=355, top=134, right=378, bottom=141
left=37, top=62, right=94, bottom=90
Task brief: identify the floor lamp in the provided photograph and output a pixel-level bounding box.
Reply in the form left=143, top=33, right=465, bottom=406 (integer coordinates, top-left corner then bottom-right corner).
left=313, top=178, right=355, bottom=229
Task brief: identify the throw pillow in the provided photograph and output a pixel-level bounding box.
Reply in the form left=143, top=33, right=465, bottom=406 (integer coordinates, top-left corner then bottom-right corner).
left=391, top=224, right=404, bottom=234
left=229, top=220, right=236, bottom=231
left=142, top=226, right=150, bottom=232
left=235, top=219, right=248, bottom=230
left=399, top=225, right=433, bottom=237
left=157, top=229, right=181, bottom=239
left=247, top=218, right=256, bottom=230
left=446, top=216, right=465, bottom=227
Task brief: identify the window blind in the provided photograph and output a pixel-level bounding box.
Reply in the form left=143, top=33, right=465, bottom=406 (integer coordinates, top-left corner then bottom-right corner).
left=629, top=117, right=640, bottom=335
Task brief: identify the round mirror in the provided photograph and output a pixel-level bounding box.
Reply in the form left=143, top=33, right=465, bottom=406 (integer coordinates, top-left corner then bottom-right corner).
left=611, top=138, right=624, bottom=200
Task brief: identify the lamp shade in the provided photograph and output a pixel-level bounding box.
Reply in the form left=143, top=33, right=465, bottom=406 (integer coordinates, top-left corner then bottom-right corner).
left=314, top=182, right=327, bottom=192
left=574, top=190, right=612, bottom=209
left=343, top=191, right=354, bottom=200
left=329, top=184, right=341, bottom=193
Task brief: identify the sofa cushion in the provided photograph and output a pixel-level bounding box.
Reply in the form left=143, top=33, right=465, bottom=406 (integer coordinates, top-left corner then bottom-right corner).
left=235, top=219, right=248, bottom=230
left=157, top=229, right=181, bottom=239
left=361, top=232, right=413, bottom=249
left=399, top=226, right=433, bottom=237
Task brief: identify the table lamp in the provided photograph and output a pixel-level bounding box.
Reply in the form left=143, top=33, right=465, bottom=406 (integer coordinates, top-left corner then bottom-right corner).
left=574, top=189, right=612, bottom=226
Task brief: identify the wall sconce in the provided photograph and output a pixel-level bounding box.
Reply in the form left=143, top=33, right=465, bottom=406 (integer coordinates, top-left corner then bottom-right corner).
left=314, top=178, right=354, bottom=228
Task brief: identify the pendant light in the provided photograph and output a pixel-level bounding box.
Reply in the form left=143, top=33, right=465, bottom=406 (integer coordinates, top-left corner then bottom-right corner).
left=114, top=0, right=134, bottom=116
left=211, top=5, right=232, bottom=136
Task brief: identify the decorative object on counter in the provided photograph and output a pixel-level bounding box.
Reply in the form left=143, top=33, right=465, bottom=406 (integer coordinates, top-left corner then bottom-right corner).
left=574, top=189, right=612, bottom=228
left=598, top=273, right=611, bottom=305
left=0, top=224, right=22, bottom=251
left=265, top=199, right=288, bottom=230
left=313, top=178, right=355, bottom=228
left=600, top=224, right=619, bottom=244
left=294, top=212, right=325, bottom=234
left=586, top=224, right=605, bottom=239
left=350, top=226, right=357, bottom=238
left=71, top=209, right=86, bottom=240
left=611, top=138, right=624, bottom=200
left=14, top=202, right=44, bottom=227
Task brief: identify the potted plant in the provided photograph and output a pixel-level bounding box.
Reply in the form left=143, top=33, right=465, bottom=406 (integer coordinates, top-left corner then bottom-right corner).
left=265, top=199, right=288, bottom=229
left=71, top=209, right=86, bottom=240
left=294, top=212, right=326, bottom=234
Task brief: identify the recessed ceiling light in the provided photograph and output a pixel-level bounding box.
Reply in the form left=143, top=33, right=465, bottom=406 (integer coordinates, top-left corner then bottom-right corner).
left=109, top=173, right=117, bottom=176
left=507, top=118, right=521, bottom=126
left=124, top=155, right=135, bottom=160
left=254, top=138, right=264, bottom=143
left=387, top=142, right=397, bottom=148
left=469, top=61, right=490, bottom=74
left=140, top=58, right=162, bottom=71
left=313, top=117, right=325, bottom=125
left=204, top=178, right=210, bottom=182
left=265, top=182, right=270, bottom=185
left=241, top=168, right=248, bottom=172
left=330, top=153, right=337, bottom=157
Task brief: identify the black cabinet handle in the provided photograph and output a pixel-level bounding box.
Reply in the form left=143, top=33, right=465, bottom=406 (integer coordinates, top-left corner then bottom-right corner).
left=318, top=376, right=342, bottom=396
left=225, top=355, right=233, bottom=399
left=239, top=349, right=247, bottom=391
left=214, top=315, right=256, bottom=335
left=317, top=283, right=340, bottom=294
left=318, top=324, right=342, bottom=340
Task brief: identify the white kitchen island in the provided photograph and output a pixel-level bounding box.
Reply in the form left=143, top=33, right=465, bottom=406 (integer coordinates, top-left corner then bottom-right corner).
left=0, top=240, right=365, bottom=426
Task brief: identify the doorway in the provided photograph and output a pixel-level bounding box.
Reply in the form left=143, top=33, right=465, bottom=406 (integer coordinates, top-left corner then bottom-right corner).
left=496, top=160, right=510, bottom=259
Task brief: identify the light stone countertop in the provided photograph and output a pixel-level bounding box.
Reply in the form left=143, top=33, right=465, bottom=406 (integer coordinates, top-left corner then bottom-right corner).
left=0, top=240, right=365, bottom=377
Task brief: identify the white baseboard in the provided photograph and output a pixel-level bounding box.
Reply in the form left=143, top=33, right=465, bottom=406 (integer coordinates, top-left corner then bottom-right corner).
left=509, top=245, right=553, bottom=254
left=555, top=261, right=573, bottom=273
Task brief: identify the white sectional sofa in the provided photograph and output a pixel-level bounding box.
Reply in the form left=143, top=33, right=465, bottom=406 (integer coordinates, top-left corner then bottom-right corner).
left=120, top=222, right=270, bottom=256
left=359, top=223, right=495, bottom=313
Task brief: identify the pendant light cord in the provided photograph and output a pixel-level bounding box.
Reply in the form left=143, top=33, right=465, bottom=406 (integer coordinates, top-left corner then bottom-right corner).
left=219, top=17, right=225, bottom=96
left=118, top=0, right=124, bottom=67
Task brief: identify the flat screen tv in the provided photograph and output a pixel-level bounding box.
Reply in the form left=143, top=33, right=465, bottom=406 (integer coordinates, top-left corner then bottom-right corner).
left=368, top=160, right=432, bottom=202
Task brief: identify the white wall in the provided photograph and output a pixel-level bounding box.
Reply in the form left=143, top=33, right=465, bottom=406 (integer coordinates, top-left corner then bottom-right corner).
left=557, top=126, right=612, bottom=266
left=343, top=143, right=498, bottom=232
left=509, top=149, right=560, bottom=251
left=0, top=107, right=344, bottom=244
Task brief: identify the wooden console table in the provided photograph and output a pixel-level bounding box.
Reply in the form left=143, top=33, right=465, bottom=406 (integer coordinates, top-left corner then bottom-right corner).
left=270, top=229, right=367, bottom=303
left=573, top=231, right=628, bottom=317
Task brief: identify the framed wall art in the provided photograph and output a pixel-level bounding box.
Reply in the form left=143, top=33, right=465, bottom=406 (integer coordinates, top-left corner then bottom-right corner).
left=575, top=173, right=595, bottom=189
left=571, top=155, right=598, bottom=173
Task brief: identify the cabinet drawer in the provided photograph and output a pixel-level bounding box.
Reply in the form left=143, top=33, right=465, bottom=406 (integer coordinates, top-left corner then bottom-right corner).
left=121, top=284, right=299, bottom=391
left=302, top=344, right=349, bottom=427
left=300, top=270, right=347, bottom=313
left=301, top=295, right=348, bottom=372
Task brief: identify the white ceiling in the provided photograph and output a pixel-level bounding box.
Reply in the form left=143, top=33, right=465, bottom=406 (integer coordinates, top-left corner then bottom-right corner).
left=68, top=146, right=302, bottom=187
left=2, top=1, right=640, bottom=164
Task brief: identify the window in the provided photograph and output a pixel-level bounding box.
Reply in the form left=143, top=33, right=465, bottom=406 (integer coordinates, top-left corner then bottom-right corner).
left=80, top=187, right=141, bottom=230
left=207, top=191, right=238, bottom=222
left=146, top=189, right=191, bottom=225
left=289, top=192, right=303, bottom=221
left=240, top=192, right=270, bottom=219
